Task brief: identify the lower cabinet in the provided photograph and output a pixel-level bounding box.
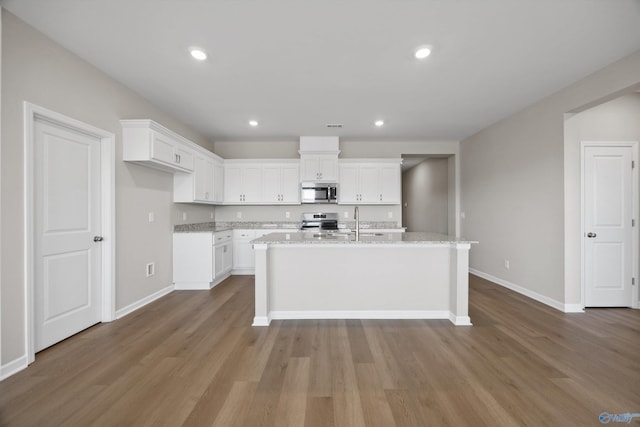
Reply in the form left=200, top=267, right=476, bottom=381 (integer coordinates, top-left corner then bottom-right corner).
left=173, top=230, right=233, bottom=289
left=232, top=229, right=297, bottom=274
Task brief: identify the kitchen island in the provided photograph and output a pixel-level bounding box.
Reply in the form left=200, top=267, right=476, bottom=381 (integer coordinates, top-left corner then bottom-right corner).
left=251, top=232, right=476, bottom=326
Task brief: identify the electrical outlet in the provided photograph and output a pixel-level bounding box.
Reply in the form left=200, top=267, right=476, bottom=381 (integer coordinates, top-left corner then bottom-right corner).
left=148, top=212, right=155, bottom=223
left=344, top=211, right=349, bottom=218
left=237, top=211, right=242, bottom=219
left=146, top=262, right=155, bottom=277
left=285, top=211, right=290, bottom=219
left=460, top=211, right=466, bottom=219
left=182, top=212, right=187, bottom=221
left=504, top=259, right=510, bottom=270
left=388, top=211, right=393, bottom=219
left=210, top=212, right=214, bottom=219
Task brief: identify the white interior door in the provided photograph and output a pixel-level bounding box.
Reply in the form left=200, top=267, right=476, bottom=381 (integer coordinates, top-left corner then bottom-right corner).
left=584, top=145, right=634, bottom=307
left=34, top=119, right=102, bottom=351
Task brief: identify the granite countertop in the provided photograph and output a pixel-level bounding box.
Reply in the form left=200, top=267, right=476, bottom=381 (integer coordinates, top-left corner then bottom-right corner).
left=174, top=221, right=404, bottom=233
left=252, top=231, right=477, bottom=245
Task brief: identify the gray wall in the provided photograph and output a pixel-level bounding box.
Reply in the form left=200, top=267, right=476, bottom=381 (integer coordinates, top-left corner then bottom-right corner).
left=564, top=93, right=640, bottom=306
left=1, top=12, right=215, bottom=366
left=461, top=48, right=640, bottom=307
left=402, top=159, right=449, bottom=233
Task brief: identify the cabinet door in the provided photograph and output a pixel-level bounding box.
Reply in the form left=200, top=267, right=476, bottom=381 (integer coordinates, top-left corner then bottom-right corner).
left=338, top=164, right=359, bottom=204
left=242, top=165, right=263, bottom=203
left=262, top=166, right=282, bottom=203
left=214, top=245, right=224, bottom=278
left=222, top=243, right=233, bottom=273
left=318, top=156, right=338, bottom=181
left=280, top=165, right=300, bottom=203
left=233, top=240, right=254, bottom=269
left=150, top=131, right=175, bottom=165
left=224, top=166, right=243, bottom=203
left=213, top=162, right=224, bottom=202
left=380, top=165, right=401, bottom=204
left=300, top=157, right=319, bottom=181
left=193, top=155, right=214, bottom=202
left=174, top=145, right=194, bottom=171
left=359, top=165, right=380, bottom=203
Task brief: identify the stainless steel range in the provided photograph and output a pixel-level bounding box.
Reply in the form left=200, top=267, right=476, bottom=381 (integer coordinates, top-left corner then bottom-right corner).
left=300, top=212, right=339, bottom=232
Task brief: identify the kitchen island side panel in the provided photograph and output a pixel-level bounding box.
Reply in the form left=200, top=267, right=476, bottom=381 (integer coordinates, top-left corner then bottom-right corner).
left=267, top=245, right=450, bottom=312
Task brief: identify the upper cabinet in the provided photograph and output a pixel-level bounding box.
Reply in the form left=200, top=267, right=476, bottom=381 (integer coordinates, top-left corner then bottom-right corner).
left=224, top=162, right=263, bottom=204
left=263, top=162, right=301, bottom=204
left=298, top=136, right=340, bottom=182
left=174, top=152, right=224, bottom=204
left=338, top=159, right=401, bottom=205
left=121, top=120, right=195, bottom=173
left=300, top=154, right=338, bottom=182
left=224, top=160, right=300, bottom=205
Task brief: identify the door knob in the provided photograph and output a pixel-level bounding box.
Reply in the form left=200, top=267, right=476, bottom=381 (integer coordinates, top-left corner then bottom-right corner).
left=587, top=232, right=597, bottom=238
left=94, top=236, right=104, bottom=242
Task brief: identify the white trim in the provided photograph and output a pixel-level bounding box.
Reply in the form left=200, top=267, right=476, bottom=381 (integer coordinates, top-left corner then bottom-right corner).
left=0, top=355, right=28, bottom=382
left=469, top=269, right=584, bottom=313
left=252, top=316, right=271, bottom=326
left=268, top=310, right=451, bottom=321
left=580, top=141, right=639, bottom=309
left=115, top=284, right=174, bottom=319
left=173, top=282, right=212, bottom=290
left=23, top=103, right=116, bottom=364
left=449, top=314, right=473, bottom=326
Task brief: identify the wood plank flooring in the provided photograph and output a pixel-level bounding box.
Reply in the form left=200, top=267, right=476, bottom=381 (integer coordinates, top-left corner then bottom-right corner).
left=1, top=274, right=639, bottom=426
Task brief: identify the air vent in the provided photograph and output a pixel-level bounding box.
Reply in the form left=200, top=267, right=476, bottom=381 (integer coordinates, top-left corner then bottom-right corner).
left=326, top=124, right=343, bottom=128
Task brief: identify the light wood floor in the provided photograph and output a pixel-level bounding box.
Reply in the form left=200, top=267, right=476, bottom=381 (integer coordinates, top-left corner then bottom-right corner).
left=1, top=275, right=639, bottom=426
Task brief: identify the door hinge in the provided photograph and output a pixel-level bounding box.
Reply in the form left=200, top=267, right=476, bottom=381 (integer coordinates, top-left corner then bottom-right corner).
left=633, top=219, right=636, bottom=227
left=633, top=277, right=636, bottom=286
left=633, top=160, right=636, bottom=169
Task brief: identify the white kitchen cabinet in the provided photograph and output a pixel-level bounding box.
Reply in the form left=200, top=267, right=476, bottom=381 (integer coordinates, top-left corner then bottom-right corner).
left=232, top=228, right=297, bottom=274
left=122, top=119, right=194, bottom=173
left=174, top=152, right=224, bottom=204
left=173, top=230, right=232, bottom=290
left=262, top=162, right=300, bottom=204
left=300, top=154, right=338, bottom=182
left=224, top=162, right=262, bottom=204
left=213, top=161, right=224, bottom=203
left=338, top=160, right=402, bottom=205
left=224, top=160, right=301, bottom=205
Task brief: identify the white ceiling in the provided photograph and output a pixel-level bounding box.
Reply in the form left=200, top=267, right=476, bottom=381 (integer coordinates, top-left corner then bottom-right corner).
left=3, top=0, right=640, bottom=142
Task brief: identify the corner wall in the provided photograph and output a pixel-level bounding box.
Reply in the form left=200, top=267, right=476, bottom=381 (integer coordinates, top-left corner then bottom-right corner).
left=461, top=49, right=640, bottom=309
left=1, top=12, right=214, bottom=370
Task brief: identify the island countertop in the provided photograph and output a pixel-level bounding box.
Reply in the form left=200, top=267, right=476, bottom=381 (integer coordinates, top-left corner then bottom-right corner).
left=252, top=231, right=476, bottom=245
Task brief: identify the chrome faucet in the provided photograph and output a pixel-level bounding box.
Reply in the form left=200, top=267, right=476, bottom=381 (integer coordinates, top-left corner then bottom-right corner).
left=354, top=206, right=360, bottom=240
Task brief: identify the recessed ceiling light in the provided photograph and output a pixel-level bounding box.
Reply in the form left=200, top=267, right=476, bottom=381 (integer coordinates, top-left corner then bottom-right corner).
left=414, top=46, right=432, bottom=59
left=375, top=120, right=384, bottom=127
left=190, top=48, right=207, bottom=61
left=249, top=120, right=259, bottom=127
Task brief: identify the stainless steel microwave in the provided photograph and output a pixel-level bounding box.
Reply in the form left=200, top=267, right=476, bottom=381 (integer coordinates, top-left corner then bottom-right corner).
left=301, top=182, right=338, bottom=204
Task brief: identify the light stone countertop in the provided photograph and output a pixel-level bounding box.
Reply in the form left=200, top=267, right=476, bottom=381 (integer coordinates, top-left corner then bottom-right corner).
left=173, top=221, right=404, bottom=233
left=252, top=231, right=477, bottom=245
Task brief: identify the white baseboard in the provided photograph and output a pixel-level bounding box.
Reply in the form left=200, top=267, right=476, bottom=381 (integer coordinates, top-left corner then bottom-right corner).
left=269, top=310, right=451, bottom=321
left=231, top=269, right=254, bottom=275
left=449, top=314, right=472, bottom=326
left=252, top=316, right=271, bottom=326
left=469, top=269, right=584, bottom=313
left=174, top=282, right=211, bottom=290
left=1, top=355, right=28, bottom=381
left=115, top=284, right=174, bottom=319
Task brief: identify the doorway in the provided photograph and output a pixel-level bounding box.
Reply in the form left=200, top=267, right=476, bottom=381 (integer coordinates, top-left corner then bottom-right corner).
left=24, top=103, right=115, bottom=363
left=582, top=141, right=638, bottom=307
left=401, top=155, right=454, bottom=234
